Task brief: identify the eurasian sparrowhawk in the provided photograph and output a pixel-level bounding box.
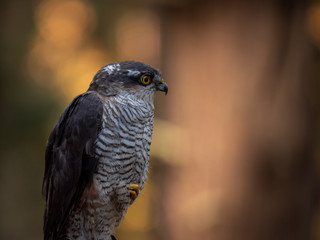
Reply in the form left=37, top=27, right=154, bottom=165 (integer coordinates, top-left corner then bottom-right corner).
left=42, top=61, right=168, bottom=240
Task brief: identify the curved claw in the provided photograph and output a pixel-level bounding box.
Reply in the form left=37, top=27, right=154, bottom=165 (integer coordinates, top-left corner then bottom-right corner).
left=129, top=183, right=140, bottom=200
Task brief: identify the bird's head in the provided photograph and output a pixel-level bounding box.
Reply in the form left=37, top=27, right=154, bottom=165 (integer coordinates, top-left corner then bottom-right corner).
left=88, top=61, right=168, bottom=101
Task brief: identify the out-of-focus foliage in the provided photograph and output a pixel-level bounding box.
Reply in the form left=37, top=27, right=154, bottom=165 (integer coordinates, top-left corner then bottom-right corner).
left=0, top=1, right=62, bottom=239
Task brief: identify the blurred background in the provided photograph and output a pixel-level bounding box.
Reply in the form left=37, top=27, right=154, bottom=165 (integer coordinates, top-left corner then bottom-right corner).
left=1, top=0, right=320, bottom=239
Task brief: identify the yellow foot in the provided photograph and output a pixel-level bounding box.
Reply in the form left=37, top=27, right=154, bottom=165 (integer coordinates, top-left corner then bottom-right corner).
left=129, top=183, right=140, bottom=200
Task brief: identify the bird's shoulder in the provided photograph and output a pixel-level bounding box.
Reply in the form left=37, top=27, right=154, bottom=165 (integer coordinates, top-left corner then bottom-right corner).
left=42, top=91, right=105, bottom=240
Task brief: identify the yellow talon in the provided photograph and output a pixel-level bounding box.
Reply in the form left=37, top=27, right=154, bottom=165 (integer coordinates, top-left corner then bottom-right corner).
left=129, top=183, right=139, bottom=200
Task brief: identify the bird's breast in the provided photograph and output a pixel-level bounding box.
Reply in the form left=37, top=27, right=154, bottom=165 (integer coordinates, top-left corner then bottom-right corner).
left=94, top=97, right=154, bottom=195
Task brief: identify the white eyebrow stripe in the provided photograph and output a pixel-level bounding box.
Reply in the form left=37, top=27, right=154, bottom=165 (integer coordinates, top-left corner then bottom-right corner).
left=127, top=70, right=141, bottom=77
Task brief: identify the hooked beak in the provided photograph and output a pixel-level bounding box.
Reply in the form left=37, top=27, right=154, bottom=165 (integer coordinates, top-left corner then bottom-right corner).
left=156, top=79, right=168, bottom=95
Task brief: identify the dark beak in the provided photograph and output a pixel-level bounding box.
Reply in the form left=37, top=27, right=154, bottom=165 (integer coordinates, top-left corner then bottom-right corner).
left=156, top=80, right=168, bottom=95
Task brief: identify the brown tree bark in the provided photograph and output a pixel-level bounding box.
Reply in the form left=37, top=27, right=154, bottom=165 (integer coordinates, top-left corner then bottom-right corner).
left=159, top=1, right=317, bottom=240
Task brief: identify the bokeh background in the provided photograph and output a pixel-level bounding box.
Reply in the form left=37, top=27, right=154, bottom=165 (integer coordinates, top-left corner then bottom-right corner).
left=1, top=0, right=320, bottom=239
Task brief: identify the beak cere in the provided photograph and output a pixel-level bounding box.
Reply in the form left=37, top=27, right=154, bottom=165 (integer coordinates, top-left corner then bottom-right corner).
left=156, top=80, right=168, bottom=95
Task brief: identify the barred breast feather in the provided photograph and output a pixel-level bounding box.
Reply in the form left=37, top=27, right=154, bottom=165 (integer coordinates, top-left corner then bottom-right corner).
left=95, top=94, right=154, bottom=190
left=65, top=93, right=155, bottom=239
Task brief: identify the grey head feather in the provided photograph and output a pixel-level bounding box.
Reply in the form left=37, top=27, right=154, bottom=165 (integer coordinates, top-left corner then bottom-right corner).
left=87, top=61, right=165, bottom=97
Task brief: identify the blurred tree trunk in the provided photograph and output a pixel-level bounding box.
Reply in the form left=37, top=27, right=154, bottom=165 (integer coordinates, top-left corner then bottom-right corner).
left=159, top=1, right=317, bottom=240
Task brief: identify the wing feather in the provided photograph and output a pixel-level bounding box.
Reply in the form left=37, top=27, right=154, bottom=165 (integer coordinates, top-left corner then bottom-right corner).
left=42, top=91, right=103, bottom=240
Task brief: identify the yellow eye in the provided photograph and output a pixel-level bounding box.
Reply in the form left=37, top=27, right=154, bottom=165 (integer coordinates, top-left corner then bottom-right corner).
left=140, top=75, right=152, bottom=85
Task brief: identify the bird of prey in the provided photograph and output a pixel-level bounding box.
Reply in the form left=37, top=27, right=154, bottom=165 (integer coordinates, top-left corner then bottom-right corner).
left=42, top=61, right=168, bottom=240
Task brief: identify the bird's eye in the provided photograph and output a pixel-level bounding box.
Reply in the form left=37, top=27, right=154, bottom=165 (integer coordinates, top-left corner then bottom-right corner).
left=140, top=75, right=152, bottom=85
